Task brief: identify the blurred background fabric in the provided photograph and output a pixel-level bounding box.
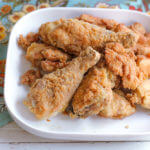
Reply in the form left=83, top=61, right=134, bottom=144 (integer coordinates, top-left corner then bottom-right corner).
left=0, top=0, right=150, bottom=127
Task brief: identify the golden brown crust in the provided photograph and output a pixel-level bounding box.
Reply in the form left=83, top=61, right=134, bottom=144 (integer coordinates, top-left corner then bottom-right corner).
left=39, top=19, right=138, bottom=55
left=21, top=69, right=41, bottom=86
left=18, top=32, right=39, bottom=51
left=26, top=42, right=70, bottom=72
left=24, top=47, right=100, bottom=119
left=78, top=14, right=118, bottom=30
left=105, top=42, right=147, bottom=89
left=41, top=60, right=68, bottom=72
left=72, top=67, right=113, bottom=118
left=99, top=91, right=136, bottom=119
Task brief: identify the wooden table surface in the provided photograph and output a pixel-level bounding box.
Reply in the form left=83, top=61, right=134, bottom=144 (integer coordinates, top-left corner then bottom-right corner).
left=1, top=122, right=150, bottom=150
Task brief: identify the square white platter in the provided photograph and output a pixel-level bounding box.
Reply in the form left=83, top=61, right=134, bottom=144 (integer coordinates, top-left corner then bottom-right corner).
left=4, top=8, right=150, bottom=141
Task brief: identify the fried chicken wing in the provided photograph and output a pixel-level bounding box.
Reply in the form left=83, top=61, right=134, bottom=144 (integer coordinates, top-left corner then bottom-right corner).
left=24, top=47, right=101, bottom=119
left=39, top=19, right=138, bottom=55
left=105, top=42, right=147, bottom=89
left=99, top=90, right=135, bottom=119
left=18, top=32, right=39, bottom=51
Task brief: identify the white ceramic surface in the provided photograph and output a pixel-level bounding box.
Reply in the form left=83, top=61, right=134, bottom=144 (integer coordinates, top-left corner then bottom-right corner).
left=4, top=8, right=150, bottom=141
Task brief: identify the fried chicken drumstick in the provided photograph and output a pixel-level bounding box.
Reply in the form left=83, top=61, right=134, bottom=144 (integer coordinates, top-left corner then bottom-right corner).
left=24, top=47, right=101, bottom=119
left=39, top=19, right=138, bottom=55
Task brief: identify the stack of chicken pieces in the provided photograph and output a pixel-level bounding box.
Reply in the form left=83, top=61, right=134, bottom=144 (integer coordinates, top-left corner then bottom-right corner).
left=18, top=14, right=150, bottom=120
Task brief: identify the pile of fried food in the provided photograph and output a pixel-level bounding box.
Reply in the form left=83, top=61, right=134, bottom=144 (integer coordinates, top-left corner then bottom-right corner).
left=18, top=14, right=150, bottom=120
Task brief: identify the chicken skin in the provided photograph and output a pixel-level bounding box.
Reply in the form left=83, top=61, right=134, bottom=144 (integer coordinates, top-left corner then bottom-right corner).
left=24, top=47, right=101, bottom=119
left=39, top=19, right=138, bottom=55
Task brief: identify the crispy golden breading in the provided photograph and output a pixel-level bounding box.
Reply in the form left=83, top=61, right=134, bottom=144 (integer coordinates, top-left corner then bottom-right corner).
left=24, top=47, right=100, bottom=119
left=71, top=65, right=134, bottom=119
left=26, top=42, right=70, bottom=72
left=126, top=79, right=150, bottom=109
left=18, top=32, right=39, bottom=51
left=105, top=42, right=147, bottom=89
left=99, top=90, right=135, bottom=119
left=135, top=44, right=150, bottom=56
left=129, top=22, right=146, bottom=35
left=39, top=19, right=138, bottom=55
left=78, top=14, right=118, bottom=30
left=21, top=69, right=41, bottom=86
left=71, top=67, right=114, bottom=118
left=26, top=42, right=70, bottom=64
left=41, top=48, right=70, bottom=62
left=41, top=60, right=68, bottom=72
left=136, top=56, right=150, bottom=77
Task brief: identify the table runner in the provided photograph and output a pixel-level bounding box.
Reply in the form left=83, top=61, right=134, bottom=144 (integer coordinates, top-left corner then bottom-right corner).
left=0, top=0, right=150, bottom=127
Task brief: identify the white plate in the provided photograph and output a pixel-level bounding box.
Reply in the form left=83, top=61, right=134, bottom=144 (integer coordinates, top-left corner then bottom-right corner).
left=4, top=8, right=150, bottom=141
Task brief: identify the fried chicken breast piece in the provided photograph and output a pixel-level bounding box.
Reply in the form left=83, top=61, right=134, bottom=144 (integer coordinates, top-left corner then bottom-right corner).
left=18, top=32, right=39, bottom=51
left=24, top=47, right=101, bottom=119
left=126, top=79, right=150, bottom=109
left=105, top=42, right=147, bottom=89
left=78, top=14, right=118, bottom=30
left=39, top=19, right=138, bottom=55
left=71, top=67, right=115, bottom=118
left=21, top=69, right=41, bottom=86
left=99, top=90, right=135, bottom=119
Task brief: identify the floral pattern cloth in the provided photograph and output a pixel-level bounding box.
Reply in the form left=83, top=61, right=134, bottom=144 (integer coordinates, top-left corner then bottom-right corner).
left=0, top=0, right=150, bottom=127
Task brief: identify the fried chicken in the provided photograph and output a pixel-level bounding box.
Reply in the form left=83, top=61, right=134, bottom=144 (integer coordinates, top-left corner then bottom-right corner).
left=24, top=47, right=101, bottom=119
left=126, top=79, right=150, bottom=109
left=26, top=42, right=70, bottom=72
left=78, top=14, right=118, bottom=30
left=39, top=19, right=138, bottom=55
left=18, top=32, right=39, bottom=51
left=99, top=90, right=135, bottom=119
left=71, top=66, right=116, bottom=118
left=21, top=69, right=41, bottom=86
left=41, top=60, right=68, bottom=72
left=71, top=64, right=135, bottom=119
left=105, top=42, right=147, bottom=89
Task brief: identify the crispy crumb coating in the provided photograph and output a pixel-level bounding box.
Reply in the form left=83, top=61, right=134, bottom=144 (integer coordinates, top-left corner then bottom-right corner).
left=21, top=69, right=41, bottom=86
left=126, top=79, right=150, bottom=109
left=99, top=90, right=135, bottom=119
left=71, top=66, right=116, bottom=118
left=18, top=32, right=39, bottom=50
left=26, top=42, right=70, bottom=72
left=39, top=19, right=138, bottom=55
left=105, top=42, right=147, bottom=89
left=24, top=47, right=100, bottom=119
left=78, top=14, right=118, bottom=30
